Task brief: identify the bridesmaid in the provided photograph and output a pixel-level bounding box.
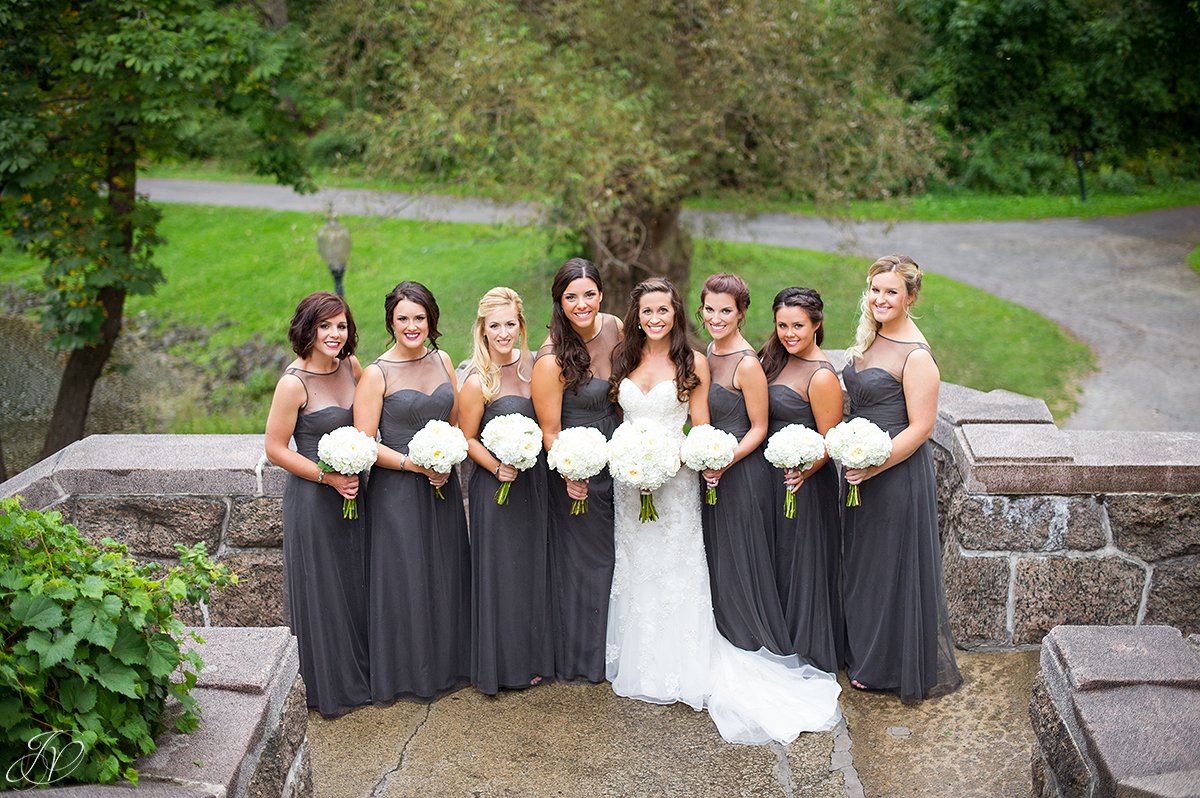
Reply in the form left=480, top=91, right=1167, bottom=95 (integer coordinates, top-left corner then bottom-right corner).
left=759, top=288, right=844, bottom=673
left=459, top=287, right=554, bottom=694
left=841, top=255, right=962, bottom=702
left=264, top=292, right=370, bottom=717
left=696, top=274, right=790, bottom=656
left=531, top=258, right=621, bottom=683
left=354, top=281, right=470, bottom=703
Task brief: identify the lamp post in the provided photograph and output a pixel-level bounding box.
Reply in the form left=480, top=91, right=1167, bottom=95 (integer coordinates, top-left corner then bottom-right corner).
left=316, top=211, right=351, bottom=297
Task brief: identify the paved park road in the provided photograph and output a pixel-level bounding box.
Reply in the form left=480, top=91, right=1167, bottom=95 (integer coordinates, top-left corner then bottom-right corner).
left=141, top=178, right=1200, bottom=431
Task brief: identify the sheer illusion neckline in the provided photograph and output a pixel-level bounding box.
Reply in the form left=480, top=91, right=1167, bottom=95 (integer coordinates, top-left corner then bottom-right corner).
left=708, top=347, right=753, bottom=358
left=579, top=315, right=607, bottom=344
left=378, top=348, right=436, bottom=364
left=289, top=359, right=343, bottom=375
left=875, top=333, right=925, bottom=346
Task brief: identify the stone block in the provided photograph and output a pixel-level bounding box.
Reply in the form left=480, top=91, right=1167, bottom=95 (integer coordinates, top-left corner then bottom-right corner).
left=247, top=674, right=310, bottom=798
left=261, top=461, right=288, bottom=497
left=962, top=423, right=1073, bottom=463
left=951, top=494, right=1106, bottom=552
left=1029, top=675, right=1091, bottom=798
left=941, top=539, right=1009, bottom=646
left=1144, top=557, right=1200, bottom=636
left=65, top=496, right=226, bottom=559
left=34, top=784, right=213, bottom=797
left=1116, top=769, right=1200, bottom=798
left=188, top=626, right=296, bottom=693
left=53, top=434, right=263, bottom=496
left=208, top=549, right=286, bottom=627
left=1060, top=432, right=1200, bottom=495
left=228, top=496, right=284, bottom=547
left=1075, top=685, right=1200, bottom=798
left=937, top=382, right=1055, bottom=426
left=1012, top=557, right=1146, bottom=645
left=1044, top=625, right=1200, bottom=691
left=1107, top=494, right=1200, bottom=562
left=0, top=450, right=65, bottom=508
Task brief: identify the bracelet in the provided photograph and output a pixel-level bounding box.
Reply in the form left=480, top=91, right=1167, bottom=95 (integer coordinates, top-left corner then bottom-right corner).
left=400, top=453, right=407, bottom=471
left=316, top=470, right=325, bottom=484
left=494, top=464, right=502, bottom=477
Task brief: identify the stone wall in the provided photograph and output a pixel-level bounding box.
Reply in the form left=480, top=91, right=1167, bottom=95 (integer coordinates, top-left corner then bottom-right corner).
left=3, top=382, right=1199, bottom=648
left=1029, top=625, right=1200, bottom=798
left=932, top=384, right=1200, bottom=648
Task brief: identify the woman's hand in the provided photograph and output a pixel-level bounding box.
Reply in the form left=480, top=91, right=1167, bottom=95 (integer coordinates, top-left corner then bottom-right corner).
left=783, top=467, right=805, bottom=494
left=324, top=472, right=359, bottom=500
left=701, top=467, right=726, bottom=490
left=495, top=463, right=518, bottom=483
left=566, top=477, right=589, bottom=501
left=405, top=459, right=451, bottom=488
left=843, top=465, right=879, bottom=486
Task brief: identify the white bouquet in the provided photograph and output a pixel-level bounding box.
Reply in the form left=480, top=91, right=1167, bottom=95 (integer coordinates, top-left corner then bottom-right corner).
left=824, top=417, right=893, bottom=507
left=608, top=419, right=682, bottom=523
left=479, top=413, right=543, bottom=505
left=407, top=419, right=469, bottom=500
left=546, top=426, right=609, bottom=515
left=679, top=424, right=738, bottom=505
left=316, top=426, right=379, bottom=519
left=764, top=424, right=827, bottom=519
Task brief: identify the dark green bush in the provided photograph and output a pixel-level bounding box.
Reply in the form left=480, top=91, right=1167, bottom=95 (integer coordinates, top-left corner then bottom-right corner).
left=0, top=497, right=235, bottom=787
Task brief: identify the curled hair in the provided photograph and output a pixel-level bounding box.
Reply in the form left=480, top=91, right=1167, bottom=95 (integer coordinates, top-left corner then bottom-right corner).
left=609, top=277, right=700, bottom=404
left=468, top=286, right=530, bottom=404
left=548, top=258, right=603, bottom=393
left=845, top=255, right=922, bottom=362
left=288, top=292, right=357, bottom=360
left=696, top=272, right=751, bottom=329
left=758, top=287, right=825, bottom=382
left=384, top=280, right=441, bottom=350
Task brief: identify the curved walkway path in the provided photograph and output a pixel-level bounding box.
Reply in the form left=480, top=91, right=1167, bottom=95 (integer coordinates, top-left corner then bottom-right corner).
left=141, top=178, right=1200, bottom=431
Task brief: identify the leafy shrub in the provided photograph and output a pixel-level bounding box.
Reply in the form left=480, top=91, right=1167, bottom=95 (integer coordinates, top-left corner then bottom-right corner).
left=0, top=497, right=235, bottom=787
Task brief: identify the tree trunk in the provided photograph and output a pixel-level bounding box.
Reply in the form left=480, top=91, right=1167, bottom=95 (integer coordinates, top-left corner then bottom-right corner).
left=587, top=201, right=693, bottom=317
left=40, top=130, right=136, bottom=460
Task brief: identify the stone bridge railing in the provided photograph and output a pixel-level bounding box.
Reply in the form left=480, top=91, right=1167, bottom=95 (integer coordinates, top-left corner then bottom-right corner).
left=3, top=384, right=1199, bottom=646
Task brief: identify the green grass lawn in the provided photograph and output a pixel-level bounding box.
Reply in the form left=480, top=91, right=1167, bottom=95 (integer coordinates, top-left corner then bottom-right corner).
left=1189, top=244, right=1200, bottom=274
left=145, top=159, right=1200, bottom=222
left=0, top=204, right=1093, bottom=431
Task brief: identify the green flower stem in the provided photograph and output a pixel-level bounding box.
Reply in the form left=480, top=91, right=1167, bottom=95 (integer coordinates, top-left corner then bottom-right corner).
left=706, top=486, right=718, bottom=505
left=494, top=482, right=512, bottom=505
left=571, top=498, right=589, bottom=515
left=784, top=490, right=796, bottom=519
left=846, top=484, right=861, bottom=507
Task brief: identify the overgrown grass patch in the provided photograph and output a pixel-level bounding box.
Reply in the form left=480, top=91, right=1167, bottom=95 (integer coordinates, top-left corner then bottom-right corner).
left=0, top=205, right=1092, bottom=431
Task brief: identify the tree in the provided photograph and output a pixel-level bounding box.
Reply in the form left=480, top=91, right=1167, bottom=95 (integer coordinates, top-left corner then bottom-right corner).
left=904, top=0, right=1200, bottom=192
left=0, top=0, right=314, bottom=458
left=310, top=0, right=936, bottom=308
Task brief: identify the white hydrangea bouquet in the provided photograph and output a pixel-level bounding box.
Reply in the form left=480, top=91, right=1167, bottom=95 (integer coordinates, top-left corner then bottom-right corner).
left=608, top=419, right=682, bottom=523
left=407, top=419, right=469, bottom=500
left=824, top=417, right=893, bottom=507
left=479, top=413, right=543, bottom=505
left=763, top=424, right=827, bottom=519
left=546, top=426, right=609, bottom=515
left=679, top=424, right=738, bottom=505
left=316, top=426, right=379, bottom=519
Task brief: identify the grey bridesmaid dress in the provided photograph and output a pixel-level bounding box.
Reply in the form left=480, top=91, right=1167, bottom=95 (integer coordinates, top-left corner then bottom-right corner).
left=366, top=350, right=470, bottom=703
left=281, top=357, right=371, bottom=716
left=468, top=351, right=554, bottom=694
left=700, top=349, right=790, bottom=656
left=765, top=354, right=843, bottom=673
left=536, top=314, right=619, bottom=683
left=841, top=334, right=962, bottom=702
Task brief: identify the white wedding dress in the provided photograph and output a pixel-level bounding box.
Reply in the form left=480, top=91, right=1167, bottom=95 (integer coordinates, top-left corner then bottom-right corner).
left=605, top=379, right=842, bottom=745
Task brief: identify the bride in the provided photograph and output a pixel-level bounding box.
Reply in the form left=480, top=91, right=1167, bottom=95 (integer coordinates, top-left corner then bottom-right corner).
left=604, top=277, right=841, bottom=745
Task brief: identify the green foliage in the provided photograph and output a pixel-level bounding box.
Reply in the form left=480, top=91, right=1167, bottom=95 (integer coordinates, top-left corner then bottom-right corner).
left=1188, top=244, right=1200, bottom=275
left=0, top=497, right=235, bottom=787
left=906, top=0, right=1200, bottom=192
left=0, top=0, right=316, bottom=349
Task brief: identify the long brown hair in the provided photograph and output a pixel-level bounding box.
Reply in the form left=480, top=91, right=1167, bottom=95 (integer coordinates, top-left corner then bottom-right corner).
left=548, top=258, right=603, bottom=393
left=609, top=277, right=700, bottom=404
left=758, top=287, right=825, bottom=382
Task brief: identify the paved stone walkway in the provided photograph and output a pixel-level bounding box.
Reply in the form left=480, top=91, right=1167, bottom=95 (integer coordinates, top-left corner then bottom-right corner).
left=141, top=178, right=1200, bottom=431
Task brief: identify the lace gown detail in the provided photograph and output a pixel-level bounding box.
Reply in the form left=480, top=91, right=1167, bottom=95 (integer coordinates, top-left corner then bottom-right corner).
left=468, top=351, right=554, bottom=694
left=841, top=335, right=962, bottom=703
left=281, top=358, right=370, bottom=716
left=366, top=351, right=470, bottom=702
left=536, top=314, right=620, bottom=682
left=606, top=379, right=841, bottom=745
left=701, top=350, right=790, bottom=656
left=766, top=355, right=843, bottom=672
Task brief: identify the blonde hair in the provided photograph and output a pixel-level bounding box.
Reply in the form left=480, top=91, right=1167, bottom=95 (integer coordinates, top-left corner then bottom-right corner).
left=468, top=287, right=530, bottom=403
left=846, top=255, right=923, bottom=362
